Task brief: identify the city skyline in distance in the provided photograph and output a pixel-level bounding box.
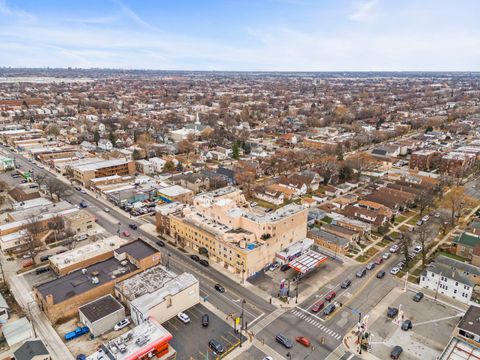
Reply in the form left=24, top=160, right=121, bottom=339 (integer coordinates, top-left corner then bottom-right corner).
left=1, top=0, right=479, bottom=71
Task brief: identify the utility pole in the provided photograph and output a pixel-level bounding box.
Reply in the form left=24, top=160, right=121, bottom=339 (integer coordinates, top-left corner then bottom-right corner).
left=240, top=299, right=246, bottom=347
left=295, top=277, right=300, bottom=304
left=357, top=312, right=362, bottom=354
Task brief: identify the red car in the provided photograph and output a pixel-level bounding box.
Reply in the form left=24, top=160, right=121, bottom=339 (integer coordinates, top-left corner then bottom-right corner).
left=325, top=291, right=336, bottom=302
left=122, top=231, right=130, bottom=237
left=375, top=257, right=384, bottom=265
left=296, top=336, right=311, bottom=347
left=311, top=300, right=325, bottom=313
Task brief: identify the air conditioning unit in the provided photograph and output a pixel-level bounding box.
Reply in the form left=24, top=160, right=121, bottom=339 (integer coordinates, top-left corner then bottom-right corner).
left=81, top=268, right=87, bottom=274
left=91, top=276, right=99, bottom=284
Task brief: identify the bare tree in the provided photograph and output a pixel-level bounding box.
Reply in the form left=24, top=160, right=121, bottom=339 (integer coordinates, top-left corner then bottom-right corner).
left=316, top=156, right=339, bottom=185
left=399, top=234, right=413, bottom=269
left=416, top=225, right=429, bottom=269
left=416, top=189, right=434, bottom=216
left=24, top=215, right=45, bottom=265
left=439, top=186, right=472, bottom=227
left=47, top=215, right=65, bottom=244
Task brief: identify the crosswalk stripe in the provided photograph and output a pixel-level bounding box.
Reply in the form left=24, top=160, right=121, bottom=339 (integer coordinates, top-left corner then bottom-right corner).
left=327, top=330, right=333, bottom=335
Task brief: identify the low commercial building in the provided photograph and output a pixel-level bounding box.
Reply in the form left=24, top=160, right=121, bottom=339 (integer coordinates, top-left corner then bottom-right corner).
left=114, top=265, right=199, bottom=325
left=79, top=295, right=126, bottom=337
left=63, top=209, right=97, bottom=236
left=49, top=236, right=128, bottom=275
left=157, top=185, right=193, bottom=204
left=87, top=319, right=176, bottom=360
left=72, top=158, right=135, bottom=186
left=34, top=239, right=161, bottom=323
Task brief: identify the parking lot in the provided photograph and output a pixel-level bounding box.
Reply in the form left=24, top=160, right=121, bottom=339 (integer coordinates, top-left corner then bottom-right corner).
left=367, top=290, right=462, bottom=360
left=163, top=303, right=245, bottom=360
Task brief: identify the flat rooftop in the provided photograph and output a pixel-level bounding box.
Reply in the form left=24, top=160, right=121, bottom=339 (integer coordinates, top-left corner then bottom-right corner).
left=158, top=184, right=192, bottom=197
left=115, top=239, right=159, bottom=261
left=79, top=295, right=124, bottom=324
left=49, top=236, right=128, bottom=271
left=8, top=200, right=74, bottom=221
left=87, top=319, right=173, bottom=360
left=116, top=265, right=198, bottom=315
left=36, top=257, right=138, bottom=304
left=74, top=158, right=130, bottom=172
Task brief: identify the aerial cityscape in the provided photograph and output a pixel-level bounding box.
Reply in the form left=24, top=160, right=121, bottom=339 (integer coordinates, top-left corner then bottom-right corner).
left=0, top=1, right=479, bottom=360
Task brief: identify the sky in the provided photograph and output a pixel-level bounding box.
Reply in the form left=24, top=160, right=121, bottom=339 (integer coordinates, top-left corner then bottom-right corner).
left=0, top=0, right=479, bottom=71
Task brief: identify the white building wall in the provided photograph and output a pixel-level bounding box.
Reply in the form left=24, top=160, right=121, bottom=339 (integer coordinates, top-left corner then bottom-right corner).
left=419, top=271, right=473, bottom=304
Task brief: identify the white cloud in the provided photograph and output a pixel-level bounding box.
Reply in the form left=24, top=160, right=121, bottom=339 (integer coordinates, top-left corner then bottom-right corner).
left=349, top=0, right=380, bottom=22
left=0, top=0, right=35, bottom=22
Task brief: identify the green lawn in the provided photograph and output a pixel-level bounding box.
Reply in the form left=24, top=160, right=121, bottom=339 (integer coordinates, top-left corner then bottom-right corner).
left=399, top=225, right=410, bottom=232
left=394, top=215, right=407, bottom=225
left=407, top=213, right=422, bottom=226
left=321, top=216, right=333, bottom=224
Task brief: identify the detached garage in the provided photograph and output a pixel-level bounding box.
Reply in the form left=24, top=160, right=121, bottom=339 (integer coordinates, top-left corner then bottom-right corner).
left=79, top=294, right=125, bottom=337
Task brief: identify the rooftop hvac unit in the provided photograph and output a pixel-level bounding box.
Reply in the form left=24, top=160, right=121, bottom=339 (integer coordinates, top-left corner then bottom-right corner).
left=81, top=268, right=87, bottom=274
left=91, top=276, right=99, bottom=284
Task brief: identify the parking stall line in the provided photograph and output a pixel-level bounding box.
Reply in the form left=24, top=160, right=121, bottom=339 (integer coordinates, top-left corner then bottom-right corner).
left=221, top=335, right=236, bottom=346
left=187, top=310, right=199, bottom=319
left=189, top=306, right=203, bottom=316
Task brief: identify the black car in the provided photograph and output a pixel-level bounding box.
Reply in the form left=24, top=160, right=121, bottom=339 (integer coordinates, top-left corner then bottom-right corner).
left=202, top=314, right=209, bottom=327
left=340, top=279, right=351, bottom=289
left=36, top=267, right=50, bottom=275
left=156, top=240, right=165, bottom=247
left=356, top=268, right=367, bottom=278
left=190, top=255, right=200, bottom=261
left=208, top=339, right=225, bottom=354
left=40, top=255, right=51, bottom=262
left=413, top=292, right=424, bottom=302
left=128, top=224, right=138, bottom=230
left=199, top=259, right=210, bottom=267
left=280, top=264, right=291, bottom=272
left=390, top=345, right=403, bottom=359
left=401, top=320, right=412, bottom=331
left=214, top=284, right=225, bottom=293
left=275, top=334, right=293, bottom=349
left=376, top=270, right=386, bottom=279
left=387, top=307, right=398, bottom=318
left=323, top=303, right=336, bottom=315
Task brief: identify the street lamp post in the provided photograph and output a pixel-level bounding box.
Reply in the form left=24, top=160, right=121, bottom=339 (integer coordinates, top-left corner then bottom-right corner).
left=295, top=277, right=300, bottom=304
left=240, top=299, right=246, bottom=347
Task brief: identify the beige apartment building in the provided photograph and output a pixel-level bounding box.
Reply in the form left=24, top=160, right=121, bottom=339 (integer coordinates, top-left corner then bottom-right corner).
left=71, top=158, right=136, bottom=186
left=168, top=187, right=308, bottom=277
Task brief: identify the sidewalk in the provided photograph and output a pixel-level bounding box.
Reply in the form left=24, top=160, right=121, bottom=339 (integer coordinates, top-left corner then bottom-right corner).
left=1, top=253, right=74, bottom=360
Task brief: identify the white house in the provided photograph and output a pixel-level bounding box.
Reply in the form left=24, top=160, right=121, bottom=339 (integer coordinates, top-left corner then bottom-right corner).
left=419, top=255, right=479, bottom=304
left=97, top=139, right=113, bottom=151
left=149, top=157, right=167, bottom=173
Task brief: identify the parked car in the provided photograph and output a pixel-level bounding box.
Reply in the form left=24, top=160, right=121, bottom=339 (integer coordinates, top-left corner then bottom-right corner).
left=156, top=240, right=165, bottom=247
left=340, top=279, right=351, bottom=289
left=199, top=259, right=210, bottom=267
left=401, top=320, right=412, bottom=331
left=122, top=231, right=130, bottom=237
left=422, top=215, right=429, bottom=222
left=416, top=220, right=423, bottom=226
left=413, top=245, right=422, bottom=254
left=114, top=318, right=130, bottom=331
left=384, top=235, right=393, bottom=241
left=280, top=264, right=291, bottom=272
left=40, top=255, right=51, bottom=262
left=269, top=262, right=280, bottom=271
left=390, top=267, right=400, bottom=275
left=295, top=336, right=311, bottom=347
left=413, top=292, right=424, bottom=302
left=387, top=307, right=398, bottom=318
left=366, top=262, right=376, bottom=270
left=389, top=244, right=399, bottom=253
left=208, top=339, right=225, bottom=354
left=375, top=258, right=384, bottom=265
left=128, top=224, right=138, bottom=230
left=177, top=312, right=190, bottom=324
left=80, top=189, right=87, bottom=194
left=65, top=327, right=89, bottom=341
left=190, top=255, right=200, bottom=261
left=325, top=291, right=336, bottom=301
left=323, top=303, right=336, bottom=315
left=376, top=270, right=386, bottom=279
left=36, top=267, right=50, bottom=275
left=275, top=334, right=293, bottom=348
left=390, top=345, right=403, bottom=359
left=79, top=201, right=88, bottom=208
left=104, top=207, right=110, bottom=212
left=356, top=268, right=367, bottom=278
left=202, top=314, right=209, bottom=327
left=382, top=252, right=391, bottom=260
left=214, top=284, right=225, bottom=293
left=311, top=300, right=325, bottom=313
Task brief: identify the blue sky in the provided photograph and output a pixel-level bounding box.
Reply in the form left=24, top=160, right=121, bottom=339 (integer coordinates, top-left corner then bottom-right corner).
left=0, top=0, right=479, bottom=71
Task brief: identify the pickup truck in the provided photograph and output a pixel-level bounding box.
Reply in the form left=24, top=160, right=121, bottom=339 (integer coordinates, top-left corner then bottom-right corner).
left=65, top=327, right=89, bottom=341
